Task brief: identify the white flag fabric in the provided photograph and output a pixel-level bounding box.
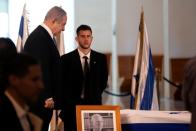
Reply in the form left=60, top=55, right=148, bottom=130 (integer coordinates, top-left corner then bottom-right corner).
left=55, top=31, right=65, bottom=56
left=121, top=109, right=191, bottom=124
left=16, top=4, right=29, bottom=52
left=130, top=11, right=159, bottom=110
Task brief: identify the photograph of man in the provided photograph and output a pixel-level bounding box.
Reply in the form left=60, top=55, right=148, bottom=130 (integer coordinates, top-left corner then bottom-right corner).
left=91, top=114, right=104, bottom=131
left=83, top=112, right=114, bottom=131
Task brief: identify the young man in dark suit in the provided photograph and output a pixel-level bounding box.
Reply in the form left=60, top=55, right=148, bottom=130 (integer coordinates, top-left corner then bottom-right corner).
left=60, top=24, right=108, bottom=131
left=23, top=6, right=67, bottom=131
left=0, top=53, right=43, bottom=131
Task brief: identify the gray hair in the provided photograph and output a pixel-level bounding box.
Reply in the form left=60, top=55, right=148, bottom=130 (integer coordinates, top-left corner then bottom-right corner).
left=44, top=6, right=67, bottom=23
left=91, top=114, right=103, bottom=122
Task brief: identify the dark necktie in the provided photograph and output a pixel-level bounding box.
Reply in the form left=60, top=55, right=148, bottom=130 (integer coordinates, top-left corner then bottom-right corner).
left=83, top=56, right=89, bottom=77
left=26, top=113, right=34, bottom=131
left=53, top=37, right=56, bottom=45
left=82, top=56, right=89, bottom=99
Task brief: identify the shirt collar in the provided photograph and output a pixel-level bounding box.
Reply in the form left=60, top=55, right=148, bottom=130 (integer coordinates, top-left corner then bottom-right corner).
left=77, top=48, right=91, bottom=59
left=5, top=91, right=28, bottom=118
left=41, top=23, right=54, bottom=39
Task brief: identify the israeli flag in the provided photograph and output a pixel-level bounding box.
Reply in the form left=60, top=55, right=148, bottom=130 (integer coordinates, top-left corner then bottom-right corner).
left=130, top=11, right=159, bottom=110
left=16, top=4, right=29, bottom=52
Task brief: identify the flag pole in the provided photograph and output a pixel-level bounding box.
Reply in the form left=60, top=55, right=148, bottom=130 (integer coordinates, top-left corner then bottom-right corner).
left=134, top=8, right=144, bottom=109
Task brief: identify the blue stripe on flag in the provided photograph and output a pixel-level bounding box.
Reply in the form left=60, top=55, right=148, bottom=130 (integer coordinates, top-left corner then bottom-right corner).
left=19, top=16, right=24, bottom=38
left=130, top=95, right=135, bottom=109
left=140, top=49, right=155, bottom=110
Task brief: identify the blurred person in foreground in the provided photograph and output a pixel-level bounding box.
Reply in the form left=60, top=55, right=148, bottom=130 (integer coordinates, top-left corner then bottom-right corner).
left=0, top=53, right=43, bottom=131
left=23, top=6, right=67, bottom=131
left=182, top=56, right=196, bottom=131
left=91, top=114, right=104, bottom=131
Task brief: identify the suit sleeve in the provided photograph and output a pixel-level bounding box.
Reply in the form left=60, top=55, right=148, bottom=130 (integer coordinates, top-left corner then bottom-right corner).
left=24, top=35, right=55, bottom=100
left=101, top=54, right=109, bottom=92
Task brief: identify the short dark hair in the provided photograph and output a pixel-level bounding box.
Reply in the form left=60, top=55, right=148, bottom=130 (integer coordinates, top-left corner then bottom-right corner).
left=0, top=37, right=17, bottom=93
left=0, top=37, right=17, bottom=62
left=76, top=24, right=92, bottom=36
left=0, top=53, right=40, bottom=88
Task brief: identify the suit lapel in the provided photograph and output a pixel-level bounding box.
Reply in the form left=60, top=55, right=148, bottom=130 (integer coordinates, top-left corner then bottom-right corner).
left=39, top=26, right=59, bottom=56
left=73, top=50, right=83, bottom=76
left=89, top=51, right=97, bottom=72
left=1, top=95, right=24, bottom=130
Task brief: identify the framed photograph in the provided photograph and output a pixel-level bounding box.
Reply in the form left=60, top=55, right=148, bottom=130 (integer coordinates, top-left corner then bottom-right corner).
left=76, top=105, right=121, bottom=131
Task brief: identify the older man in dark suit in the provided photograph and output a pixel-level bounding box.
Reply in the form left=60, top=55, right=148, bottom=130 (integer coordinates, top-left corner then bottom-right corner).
left=23, top=6, right=67, bottom=131
left=60, top=24, right=108, bottom=131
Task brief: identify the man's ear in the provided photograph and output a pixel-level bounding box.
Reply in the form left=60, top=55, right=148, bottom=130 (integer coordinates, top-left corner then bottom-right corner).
left=75, top=36, right=78, bottom=42
left=51, top=17, right=56, bottom=24
left=8, top=75, right=19, bottom=86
